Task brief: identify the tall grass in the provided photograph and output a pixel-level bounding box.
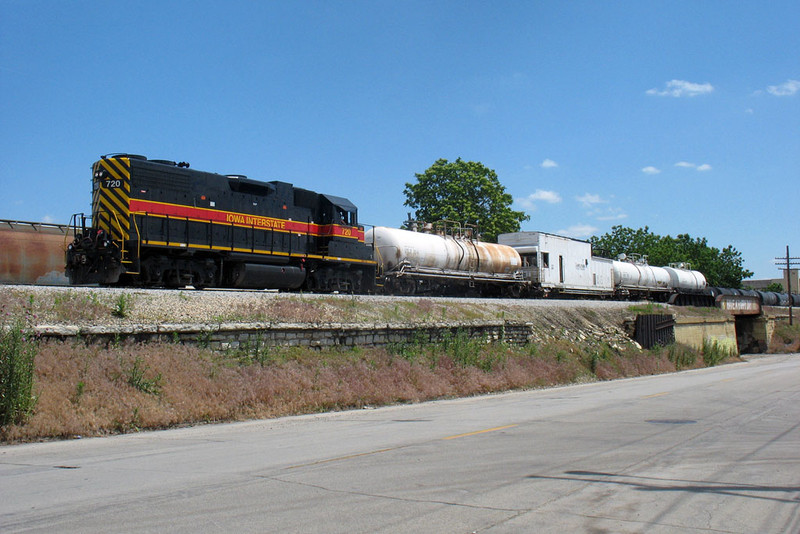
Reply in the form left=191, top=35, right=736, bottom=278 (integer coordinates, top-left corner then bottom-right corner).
left=701, top=338, right=737, bottom=367
left=1, top=326, right=729, bottom=443
left=0, top=317, right=38, bottom=425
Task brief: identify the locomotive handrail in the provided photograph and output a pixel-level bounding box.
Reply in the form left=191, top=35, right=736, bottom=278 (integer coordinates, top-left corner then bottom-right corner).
left=129, top=215, right=141, bottom=274
left=110, top=210, right=128, bottom=261
left=65, top=213, right=86, bottom=249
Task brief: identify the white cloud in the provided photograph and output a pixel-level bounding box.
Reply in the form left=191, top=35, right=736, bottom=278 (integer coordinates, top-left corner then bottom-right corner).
left=528, top=189, right=562, bottom=203
left=516, top=189, right=562, bottom=209
left=41, top=215, right=55, bottom=223
left=674, top=161, right=712, bottom=171
left=766, top=79, right=800, bottom=97
left=541, top=159, right=558, bottom=169
left=646, top=79, right=714, bottom=97
left=642, top=166, right=661, bottom=175
left=556, top=224, right=598, bottom=239
left=576, top=193, right=604, bottom=208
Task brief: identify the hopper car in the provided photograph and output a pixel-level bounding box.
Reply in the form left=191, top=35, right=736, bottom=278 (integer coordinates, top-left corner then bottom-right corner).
left=0, top=219, right=70, bottom=285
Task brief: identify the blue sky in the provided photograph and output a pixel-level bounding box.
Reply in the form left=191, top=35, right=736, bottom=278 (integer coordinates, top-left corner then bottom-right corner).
left=1, top=1, right=797, bottom=280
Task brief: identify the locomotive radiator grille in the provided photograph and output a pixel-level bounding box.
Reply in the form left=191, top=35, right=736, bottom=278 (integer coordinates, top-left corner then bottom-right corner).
left=92, top=157, right=131, bottom=243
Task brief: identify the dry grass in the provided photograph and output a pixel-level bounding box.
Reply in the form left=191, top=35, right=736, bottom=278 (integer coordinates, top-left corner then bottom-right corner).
left=1, top=336, right=715, bottom=443
left=769, top=321, right=800, bottom=353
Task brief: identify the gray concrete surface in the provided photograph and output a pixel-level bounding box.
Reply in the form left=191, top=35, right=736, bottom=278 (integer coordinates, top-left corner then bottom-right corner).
left=2, top=354, right=799, bottom=533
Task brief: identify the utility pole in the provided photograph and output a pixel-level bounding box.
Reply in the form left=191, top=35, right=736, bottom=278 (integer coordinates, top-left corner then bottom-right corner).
left=775, top=246, right=799, bottom=325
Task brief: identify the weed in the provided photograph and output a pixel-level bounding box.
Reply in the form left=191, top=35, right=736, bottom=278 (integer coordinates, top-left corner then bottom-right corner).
left=47, top=290, right=109, bottom=322
left=388, top=329, right=429, bottom=361
left=235, top=333, right=274, bottom=366
left=196, top=330, right=213, bottom=349
left=113, top=294, right=133, bottom=318
left=73, top=381, right=85, bottom=404
left=122, top=356, right=162, bottom=395
left=0, top=317, right=38, bottom=425
left=628, top=302, right=666, bottom=314
left=442, top=329, right=502, bottom=371
left=701, top=338, right=736, bottom=367
left=663, top=343, right=696, bottom=370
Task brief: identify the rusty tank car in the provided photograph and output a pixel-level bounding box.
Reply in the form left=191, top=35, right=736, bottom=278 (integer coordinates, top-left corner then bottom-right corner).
left=366, top=222, right=524, bottom=296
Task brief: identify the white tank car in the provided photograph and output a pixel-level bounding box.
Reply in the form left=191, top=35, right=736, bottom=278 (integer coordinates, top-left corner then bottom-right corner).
left=663, top=263, right=707, bottom=293
left=612, top=256, right=671, bottom=292
left=367, top=226, right=521, bottom=274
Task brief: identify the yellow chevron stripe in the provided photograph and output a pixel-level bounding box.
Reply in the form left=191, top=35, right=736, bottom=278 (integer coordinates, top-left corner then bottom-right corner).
left=98, top=200, right=128, bottom=240
left=104, top=185, right=130, bottom=213
left=109, top=157, right=130, bottom=178
left=99, top=192, right=129, bottom=227
left=100, top=159, right=125, bottom=182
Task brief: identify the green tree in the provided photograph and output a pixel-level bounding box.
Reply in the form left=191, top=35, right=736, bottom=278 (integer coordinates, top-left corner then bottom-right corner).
left=403, top=158, right=529, bottom=242
left=764, top=282, right=784, bottom=292
left=590, top=225, right=753, bottom=288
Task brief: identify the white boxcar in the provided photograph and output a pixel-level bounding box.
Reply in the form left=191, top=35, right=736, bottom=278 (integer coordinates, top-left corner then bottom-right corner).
left=498, top=231, right=614, bottom=296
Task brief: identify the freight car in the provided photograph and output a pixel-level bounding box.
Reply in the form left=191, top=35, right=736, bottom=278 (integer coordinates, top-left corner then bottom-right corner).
left=66, top=155, right=375, bottom=291
left=0, top=219, right=70, bottom=285
left=63, top=154, right=798, bottom=308
left=497, top=231, right=711, bottom=303
left=367, top=222, right=523, bottom=296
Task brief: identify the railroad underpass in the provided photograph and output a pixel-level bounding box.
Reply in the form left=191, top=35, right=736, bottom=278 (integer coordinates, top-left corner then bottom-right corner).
left=636, top=295, right=795, bottom=355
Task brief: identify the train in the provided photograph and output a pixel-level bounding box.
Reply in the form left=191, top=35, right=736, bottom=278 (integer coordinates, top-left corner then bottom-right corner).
left=65, top=154, right=375, bottom=292
left=62, top=154, right=798, bottom=308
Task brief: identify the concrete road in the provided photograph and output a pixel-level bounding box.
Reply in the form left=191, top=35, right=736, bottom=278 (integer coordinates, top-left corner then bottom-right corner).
left=2, top=354, right=799, bottom=533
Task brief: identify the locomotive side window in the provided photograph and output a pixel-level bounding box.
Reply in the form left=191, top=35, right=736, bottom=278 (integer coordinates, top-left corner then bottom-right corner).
left=541, top=252, right=550, bottom=268
left=337, top=209, right=356, bottom=225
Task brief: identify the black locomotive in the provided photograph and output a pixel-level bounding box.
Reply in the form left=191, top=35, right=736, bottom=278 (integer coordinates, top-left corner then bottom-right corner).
left=66, top=155, right=376, bottom=292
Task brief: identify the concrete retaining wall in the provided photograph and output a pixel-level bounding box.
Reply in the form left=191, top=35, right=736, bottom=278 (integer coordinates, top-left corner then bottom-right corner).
left=34, top=321, right=536, bottom=351
left=35, top=312, right=748, bottom=354
left=674, top=315, right=738, bottom=352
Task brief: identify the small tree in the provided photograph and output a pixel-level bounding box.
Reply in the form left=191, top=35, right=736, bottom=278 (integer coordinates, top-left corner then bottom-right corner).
left=764, top=282, right=784, bottom=293
left=403, top=158, right=529, bottom=242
